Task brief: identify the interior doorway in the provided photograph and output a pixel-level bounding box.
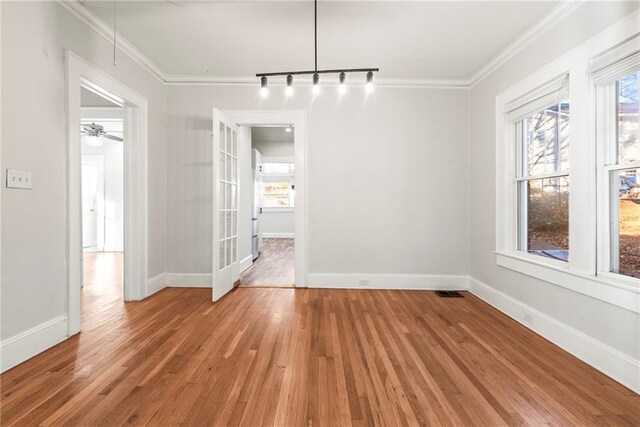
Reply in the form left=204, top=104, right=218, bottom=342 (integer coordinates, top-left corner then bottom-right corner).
left=66, top=51, right=149, bottom=336
left=211, top=110, right=307, bottom=301
left=80, top=88, right=125, bottom=315
left=239, top=126, right=295, bottom=287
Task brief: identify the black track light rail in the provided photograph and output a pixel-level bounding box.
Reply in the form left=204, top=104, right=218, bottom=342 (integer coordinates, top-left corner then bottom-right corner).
left=257, top=0, right=378, bottom=88
left=256, top=68, right=379, bottom=78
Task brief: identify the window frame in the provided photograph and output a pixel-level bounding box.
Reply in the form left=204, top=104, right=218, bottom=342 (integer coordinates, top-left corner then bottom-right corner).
left=260, top=158, right=295, bottom=211
left=596, top=72, right=640, bottom=288
left=514, top=102, right=571, bottom=265
left=494, top=19, right=640, bottom=314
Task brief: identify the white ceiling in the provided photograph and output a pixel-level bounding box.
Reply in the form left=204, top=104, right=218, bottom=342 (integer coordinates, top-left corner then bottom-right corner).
left=81, top=0, right=560, bottom=83
left=252, top=126, right=294, bottom=143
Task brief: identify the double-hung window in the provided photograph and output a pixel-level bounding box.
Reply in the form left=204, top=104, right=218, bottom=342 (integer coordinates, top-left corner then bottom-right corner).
left=496, top=23, right=639, bottom=312
left=594, top=41, right=640, bottom=281
left=505, top=74, right=571, bottom=263
left=261, top=162, right=295, bottom=209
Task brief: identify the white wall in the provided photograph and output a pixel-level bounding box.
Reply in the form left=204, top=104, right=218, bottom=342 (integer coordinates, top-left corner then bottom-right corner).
left=165, top=86, right=470, bottom=277
left=468, top=0, right=640, bottom=369
left=1, top=1, right=165, bottom=343
left=261, top=211, right=295, bottom=237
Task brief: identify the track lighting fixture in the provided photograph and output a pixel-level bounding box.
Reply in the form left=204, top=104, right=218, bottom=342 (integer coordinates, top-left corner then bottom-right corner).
left=338, top=72, right=346, bottom=94
left=256, top=0, right=378, bottom=96
left=285, top=125, right=293, bottom=133
left=285, top=75, right=294, bottom=96
left=260, top=76, right=268, bottom=98
left=366, top=71, right=374, bottom=93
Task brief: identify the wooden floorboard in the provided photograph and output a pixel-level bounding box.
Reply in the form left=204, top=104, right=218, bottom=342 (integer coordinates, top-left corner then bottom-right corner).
left=239, top=238, right=294, bottom=287
left=1, top=254, right=639, bottom=425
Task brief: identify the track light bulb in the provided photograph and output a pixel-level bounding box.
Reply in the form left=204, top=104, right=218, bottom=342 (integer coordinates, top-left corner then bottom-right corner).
left=365, top=71, right=374, bottom=93
left=312, top=73, right=320, bottom=95
left=260, top=76, right=268, bottom=98
left=285, top=126, right=292, bottom=133
left=286, top=75, right=294, bottom=96
left=338, top=72, right=346, bottom=94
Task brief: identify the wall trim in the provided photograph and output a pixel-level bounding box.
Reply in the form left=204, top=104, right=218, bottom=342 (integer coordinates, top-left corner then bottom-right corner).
left=308, top=273, right=469, bottom=290
left=165, top=273, right=212, bottom=288
left=0, top=316, right=68, bottom=373
left=147, top=273, right=167, bottom=296
left=57, top=0, right=167, bottom=83
left=262, top=232, right=294, bottom=239
left=239, top=255, right=253, bottom=274
left=56, top=0, right=585, bottom=89
left=469, top=277, right=640, bottom=394
left=468, top=0, right=581, bottom=87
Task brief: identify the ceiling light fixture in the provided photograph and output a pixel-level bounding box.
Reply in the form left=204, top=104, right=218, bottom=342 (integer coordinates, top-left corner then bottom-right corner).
left=256, top=0, right=378, bottom=95
left=366, top=71, right=374, bottom=93
left=285, top=74, right=294, bottom=96
left=285, top=125, right=293, bottom=133
left=338, top=72, right=346, bottom=94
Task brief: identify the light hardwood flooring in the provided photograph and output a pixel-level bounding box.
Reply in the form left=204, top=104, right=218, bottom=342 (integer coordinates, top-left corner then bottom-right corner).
left=239, top=238, right=294, bottom=287
left=1, top=255, right=638, bottom=426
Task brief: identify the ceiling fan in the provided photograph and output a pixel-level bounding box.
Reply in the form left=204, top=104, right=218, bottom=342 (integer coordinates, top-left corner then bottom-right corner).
left=81, top=123, right=123, bottom=145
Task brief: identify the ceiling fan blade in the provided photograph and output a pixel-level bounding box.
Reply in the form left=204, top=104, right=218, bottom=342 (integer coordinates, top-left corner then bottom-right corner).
left=102, top=134, right=124, bottom=142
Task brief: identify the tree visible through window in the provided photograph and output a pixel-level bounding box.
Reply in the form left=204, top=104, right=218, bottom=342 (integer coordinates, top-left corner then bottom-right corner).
left=610, top=72, right=640, bottom=278
left=517, top=101, right=570, bottom=261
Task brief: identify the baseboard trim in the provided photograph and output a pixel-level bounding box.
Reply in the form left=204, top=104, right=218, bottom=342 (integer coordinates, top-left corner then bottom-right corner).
left=239, top=255, right=253, bottom=273
left=147, top=273, right=167, bottom=296
left=0, top=315, right=68, bottom=373
left=262, top=233, right=294, bottom=239
left=469, top=277, right=640, bottom=394
left=165, top=273, right=212, bottom=288
left=308, top=273, right=469, bottom=290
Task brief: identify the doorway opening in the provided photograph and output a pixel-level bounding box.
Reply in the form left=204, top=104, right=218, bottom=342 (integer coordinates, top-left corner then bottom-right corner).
left=66, top=51, right=148, bottom=336
left=239, top=126, right=295, bottom=287
left=80, top=88, right=125, bottom=316
left=211, top=110, right=307, bottom=301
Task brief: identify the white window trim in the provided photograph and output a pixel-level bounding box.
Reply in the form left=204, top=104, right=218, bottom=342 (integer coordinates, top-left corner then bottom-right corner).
left=495, top=12, right=640, bottom=314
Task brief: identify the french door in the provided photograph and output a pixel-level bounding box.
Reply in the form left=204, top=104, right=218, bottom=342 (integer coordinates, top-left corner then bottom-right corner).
left=212, top=109, right=240, bottom=301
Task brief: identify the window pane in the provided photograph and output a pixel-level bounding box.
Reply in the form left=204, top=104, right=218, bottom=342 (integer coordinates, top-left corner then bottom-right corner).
left=263, top=181, right=290, bottom=207
left=618, top=72, right=640, bottom=164
left=610, top=168, right=640, bottom=278
left=520, top=176, right=569, bottom=261
left=262, top=163, right=293, bottom=175
left=523, top=101, right=570, bottom=176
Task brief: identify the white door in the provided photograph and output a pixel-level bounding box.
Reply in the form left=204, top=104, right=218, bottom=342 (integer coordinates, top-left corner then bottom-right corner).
left=213, top=109, right=240, bottom=301
left=81, top=158, right=103, bottom=249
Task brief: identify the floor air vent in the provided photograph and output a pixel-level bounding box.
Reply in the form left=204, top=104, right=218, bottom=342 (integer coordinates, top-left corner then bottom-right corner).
left=436, top=291, right=463, bottom=298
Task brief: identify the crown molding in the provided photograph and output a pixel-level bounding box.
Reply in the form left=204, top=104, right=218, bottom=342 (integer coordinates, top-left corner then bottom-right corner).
left=58, top=0, right=583, bottom=90
left=468, top=0, right=581, bottom=88
left=57, top=0, right=168, bottom=83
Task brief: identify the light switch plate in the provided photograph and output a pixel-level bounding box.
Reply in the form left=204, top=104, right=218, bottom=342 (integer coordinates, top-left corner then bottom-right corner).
left=6, top=169, right=32, bottom=190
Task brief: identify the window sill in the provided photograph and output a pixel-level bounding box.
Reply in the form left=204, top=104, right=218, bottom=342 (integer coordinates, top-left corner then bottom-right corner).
left=262, top=207, right=294, bottom=213
left=495, top=251, right=640, bottom=314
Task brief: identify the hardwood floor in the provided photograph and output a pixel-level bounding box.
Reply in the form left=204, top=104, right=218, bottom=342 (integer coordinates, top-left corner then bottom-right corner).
left=1, top=285, right=639, bottom=425
left=82, top=251, right=123, bottom=320
left=239, top=238, right=294, bottom=287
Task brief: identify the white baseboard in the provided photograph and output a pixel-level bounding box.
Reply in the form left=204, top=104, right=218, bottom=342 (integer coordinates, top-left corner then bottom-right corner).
left=308, top=273, right=469, bottom=290
left=0, top=315, right=68, bottom=373
left=239, top=255, right=253, bottom=273
left=147, top=273, right=167, bottom=296
left=262, top=233, right=294, bottom=239
left=165, top=273, right=212, bottom=288
left=469, top=277, right=640, bottom=394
